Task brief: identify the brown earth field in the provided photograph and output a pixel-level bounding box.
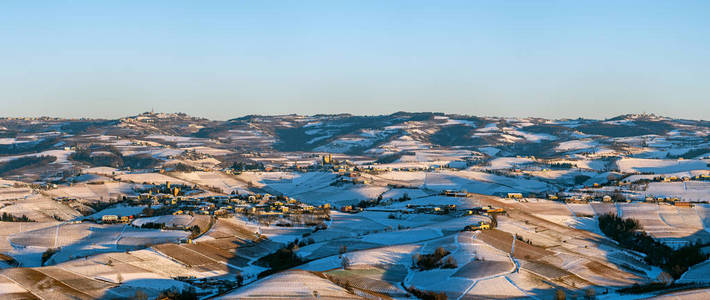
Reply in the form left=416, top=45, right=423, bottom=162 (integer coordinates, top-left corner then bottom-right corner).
left=0, top=268, right=95, bottom=300
left=153, top=243, right=230, bottom=273
left=0, top=274, right=38, bottom=300
left=477, top=229, right=552, bottom=260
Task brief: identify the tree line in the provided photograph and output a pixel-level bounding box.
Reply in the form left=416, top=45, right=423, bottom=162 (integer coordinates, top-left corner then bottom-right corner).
left=0, top=155, right=56, bottom=176
left=1, top=212, right=34, bottom=222
left=598, top=213, right=708, bottom=279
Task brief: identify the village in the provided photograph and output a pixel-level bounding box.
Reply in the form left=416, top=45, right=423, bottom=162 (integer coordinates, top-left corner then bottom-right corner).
left=0, top=112, right=709, bottom=299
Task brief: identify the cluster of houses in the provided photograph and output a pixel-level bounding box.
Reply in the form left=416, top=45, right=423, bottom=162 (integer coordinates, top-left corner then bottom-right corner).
left=50, top=177, right=333, bottom=225
left=332, top=172, right=370, bottom=185
left=642, top=196, right=694, bottom=207
left=222, top=153, right=360, bottom=174
left=464, top=221, right=491, bottom=231
left=100, top=214, right=133, bottom=224
left=443, top=190, right=472, bottom=197
left=658, top=173, right=710, bottom=182
left=228, top=193, right=331, bottom=218
left=609, top=173, right=710, bottom=186
left=552, top=191, right=695, bottom=207
left=133, top=190, right=331, bottom=222
left=93, top=192, right=332, bottom=225
left=363, top=203, right=504, bottom=217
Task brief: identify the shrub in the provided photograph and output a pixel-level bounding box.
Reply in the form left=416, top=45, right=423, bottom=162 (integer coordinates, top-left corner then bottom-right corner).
left=442, top=256, right=458, bottom=269
left=156, top=287, right=197, bottom=300
left=0, top=212, right=34, bottom=222
left=574, top=175, right=591, bottom=185
left=555, top=289, right=566, bottom=300
left=405, top=285, right=448, bottom=300
left=189, top=225, right=201, bottom=238
left=341, top=256, right=351, bottom=269
left=41, top=248, right=59, bottom=266
left=256, top=245, right=303, bottom=276
left=413, top=247, right=451, bottom=270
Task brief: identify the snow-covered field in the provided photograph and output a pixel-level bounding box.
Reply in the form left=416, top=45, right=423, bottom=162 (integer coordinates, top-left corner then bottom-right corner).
left=219, top=270, right=357, bottom=299
left=0, top=194, right=83, bottom=222
left=645, top=181, right=710, bottom=201
left=617, top=158, right=709, bottom=173
left=116, top=173, right=189, bottom=185
left=171, top=171, right=250, bottom=194
left=6, top=222, right=189, bottom=266
left=47, top=182, right=137, bottom=203
left=133, top=215, right=193, bottom=227
left=556, top=139, right=599, bottom=152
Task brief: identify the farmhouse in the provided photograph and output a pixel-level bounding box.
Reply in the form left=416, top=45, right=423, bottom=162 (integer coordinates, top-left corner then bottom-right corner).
left=464, top=221, right=491, bottom=231
left=507, top=193, right=523, bottom=199
left=102, top=215, right=119, bottom=223
left=482, top=206, right=505, bottom=213
left=443, top=190, right=469, bottom=197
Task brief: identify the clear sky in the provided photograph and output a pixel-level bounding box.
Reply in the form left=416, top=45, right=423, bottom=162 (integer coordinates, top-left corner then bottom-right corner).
left=1, top=1, right=708, bottom=120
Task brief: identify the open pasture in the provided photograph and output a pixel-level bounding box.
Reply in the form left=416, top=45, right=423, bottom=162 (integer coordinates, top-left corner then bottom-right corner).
left=0, top=194, right=82, bottom=222
left=219, top=270, right=360, bottom=299
left=115, top=173, right=189, bottom=185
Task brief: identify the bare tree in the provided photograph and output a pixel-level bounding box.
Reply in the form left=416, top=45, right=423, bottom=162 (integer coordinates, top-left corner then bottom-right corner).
left=341, top=255, right=351, bottom=270
left=134, top=290, right=148, bottom=300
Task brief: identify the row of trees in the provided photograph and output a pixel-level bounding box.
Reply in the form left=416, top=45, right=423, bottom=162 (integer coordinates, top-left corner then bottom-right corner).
left=256, top=240, right=304, bottom=278
left=0, top=212, right=34, bottom=222
left=230, top=161, right=266, bottom=172
left=41, top=247, right=59, bottom=266
left=70, top=144, right=160, bottom=169
left=0, top=155, right=56, bottom=176
left=0, top=137, right=59, bottom=155
left=356, top=192, right=411, bottom=209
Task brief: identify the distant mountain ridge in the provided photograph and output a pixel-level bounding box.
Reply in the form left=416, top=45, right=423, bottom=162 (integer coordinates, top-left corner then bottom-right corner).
left=1, top=112, right=708, bottom=159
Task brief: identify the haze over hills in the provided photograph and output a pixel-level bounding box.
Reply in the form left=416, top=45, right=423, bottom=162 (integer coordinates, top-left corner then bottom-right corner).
left=0, top=112, right=709, bottom=299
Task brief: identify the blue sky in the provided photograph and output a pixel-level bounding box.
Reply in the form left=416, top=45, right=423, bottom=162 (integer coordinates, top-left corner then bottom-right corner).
left=1, top=1, right=708, bottom=120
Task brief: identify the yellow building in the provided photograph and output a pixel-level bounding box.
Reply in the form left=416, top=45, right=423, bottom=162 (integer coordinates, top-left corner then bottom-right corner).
left=507, top=193, right=523, bottom=199
left=102, top=215, right=118, bottom=223
left=483, top=206, right=504, bottom=213
left=465, top=221, right=491, bottom=231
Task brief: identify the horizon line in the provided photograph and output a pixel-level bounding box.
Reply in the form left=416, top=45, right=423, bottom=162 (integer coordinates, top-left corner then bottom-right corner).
left=1, top=111, right=706, bottom=122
